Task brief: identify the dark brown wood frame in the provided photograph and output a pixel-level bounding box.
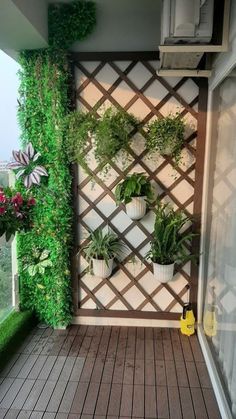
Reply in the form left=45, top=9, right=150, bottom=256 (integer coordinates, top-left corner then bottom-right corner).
left=70, top=52, right=208, bottom=321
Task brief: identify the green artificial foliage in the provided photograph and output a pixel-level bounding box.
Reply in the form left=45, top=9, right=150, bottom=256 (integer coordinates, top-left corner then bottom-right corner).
left=146, top=201, right=197, bottom=265
left=147, top=113, right=185, bottom=165
left=17, top=1, right=96, bottom=327
left=115, top=172, right=154, bottom=205
left=48, top=1, right=96, bottom=49
left=0, top=310, right=35, bottom=369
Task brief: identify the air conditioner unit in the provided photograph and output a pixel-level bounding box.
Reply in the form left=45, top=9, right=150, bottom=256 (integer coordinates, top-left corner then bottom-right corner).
left=161, top=0, right=214, bottom=45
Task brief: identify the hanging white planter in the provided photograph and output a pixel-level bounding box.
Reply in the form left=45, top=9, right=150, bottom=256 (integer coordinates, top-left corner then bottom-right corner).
left=152, top=261, right=175, bottom=283
left=92, top=258, right=113, bottom=278
left=125, top=196, right=146, bottom=220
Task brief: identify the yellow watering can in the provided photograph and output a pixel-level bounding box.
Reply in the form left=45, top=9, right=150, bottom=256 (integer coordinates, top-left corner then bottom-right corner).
left=180, top=303, right=195, bottom=336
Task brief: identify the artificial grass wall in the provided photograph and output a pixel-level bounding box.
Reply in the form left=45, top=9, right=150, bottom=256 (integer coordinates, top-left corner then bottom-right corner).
left=16, top=1, right=96, bottom=327
left=0, top=311, right=35, bottom=369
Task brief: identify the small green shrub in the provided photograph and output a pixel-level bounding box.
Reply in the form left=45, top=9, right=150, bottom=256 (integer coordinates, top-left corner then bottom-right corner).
left=115, top=172, right=154, bottom=204
left=147, top=113, right=185, bottom=165
left=146, top=201, right=197, bottom=265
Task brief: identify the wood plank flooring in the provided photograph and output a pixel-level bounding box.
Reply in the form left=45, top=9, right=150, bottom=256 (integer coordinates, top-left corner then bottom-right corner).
left=0, top=326, right=221, bottom=418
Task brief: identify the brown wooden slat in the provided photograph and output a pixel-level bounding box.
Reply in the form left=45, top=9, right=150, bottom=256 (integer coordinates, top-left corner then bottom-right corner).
left=76, top=309, right=181, bottom=320
left=156, top=385, right=169, bottom=419
left=72, top=51, right=159, bottom=61
left=107, top=383, right=122, bottom=416
left=119, top=384, right=133, bottom=417
left=168, top=386, right=182, bottom=419
left=132, top=384, right=144, bottom=418
left=145, top=385, right=157, bottom=418
left=179, top=386, right=195, bottom=419
left=94, top=383, right=110, bottom=416
left=191, top=387, right=208, bottom=419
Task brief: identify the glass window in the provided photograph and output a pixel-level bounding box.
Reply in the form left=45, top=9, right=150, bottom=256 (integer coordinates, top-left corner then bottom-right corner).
left=203, top=67, right=236, bottom=417
left=0, top=50, right=20, bottom=322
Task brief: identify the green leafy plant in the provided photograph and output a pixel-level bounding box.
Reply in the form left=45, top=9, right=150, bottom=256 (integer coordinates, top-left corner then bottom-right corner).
left=82, top=228, right=126, bottom=267
left=115, top=172, right=154, bottom=204
left=146, top=201, right=197, bottom=265
left=0, top=188, right=36, bottom=241
left=24, top=249, right=53, bottom=277
left=147, top=113, right=185, bottom=165
left=64, top=111, right=97, bottom=172
left=94, top=107, right=138, bottom=168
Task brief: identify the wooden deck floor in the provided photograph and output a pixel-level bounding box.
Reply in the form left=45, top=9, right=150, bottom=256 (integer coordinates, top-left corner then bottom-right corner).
left=0, top=325, right=221, bottom=419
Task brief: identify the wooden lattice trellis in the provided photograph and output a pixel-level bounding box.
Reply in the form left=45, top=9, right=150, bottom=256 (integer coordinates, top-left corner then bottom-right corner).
left=71, top=53, right=207, bottom=321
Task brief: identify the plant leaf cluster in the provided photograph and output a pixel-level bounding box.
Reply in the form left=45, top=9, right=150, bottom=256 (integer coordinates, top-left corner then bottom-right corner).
left=23, top=249, right=53, bottom=277
left=64, top=111, right=97, bottom=172
left=48, top=1, right=96, bottom=49
left=147, top=114, right=185, bottom=164
left=94, top=108, right=138, bottom=167
left=115, top=172, right=154, bottom=204
left=82, top=228, right=126, bottom=267
left=65, top=107, right=138, bottom=173
left=146, top=201, right=197, bottom=265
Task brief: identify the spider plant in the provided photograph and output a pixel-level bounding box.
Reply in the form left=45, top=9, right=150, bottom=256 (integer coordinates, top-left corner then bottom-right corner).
left=81, top=228, right=126, bottom=278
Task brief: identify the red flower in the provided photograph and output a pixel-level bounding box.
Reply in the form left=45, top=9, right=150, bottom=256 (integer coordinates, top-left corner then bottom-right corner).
left=27, top=197, right=36, bottom=206
left=0, top=193, right=6, bottom=203
left=12, top=193, right=23, bottom=206
left=0, top=206, right=6, bottom=215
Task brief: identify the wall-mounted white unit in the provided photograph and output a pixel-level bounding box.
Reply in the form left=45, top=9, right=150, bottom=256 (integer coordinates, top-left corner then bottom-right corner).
left=161, top=0, right=214, bottom=45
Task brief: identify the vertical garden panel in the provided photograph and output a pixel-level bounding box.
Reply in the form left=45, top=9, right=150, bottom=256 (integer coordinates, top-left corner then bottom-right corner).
left=72, top=55, right=207, bottom=321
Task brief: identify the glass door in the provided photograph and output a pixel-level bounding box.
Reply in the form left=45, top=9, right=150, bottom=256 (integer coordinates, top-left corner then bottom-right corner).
left=202, top=67, right=236, bottom=417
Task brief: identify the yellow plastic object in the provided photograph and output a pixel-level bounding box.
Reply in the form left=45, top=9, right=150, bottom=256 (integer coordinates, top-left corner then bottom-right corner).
left=180, top=303, right=195, bottom=336
left=203, top=306, right=217, bottom=337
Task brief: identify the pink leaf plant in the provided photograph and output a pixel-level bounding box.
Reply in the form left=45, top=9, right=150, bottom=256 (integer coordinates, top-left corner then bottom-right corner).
left=8, top=143, right=48, bottom=188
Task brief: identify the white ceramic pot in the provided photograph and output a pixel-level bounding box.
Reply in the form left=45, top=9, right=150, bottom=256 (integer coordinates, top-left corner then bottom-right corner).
left=152, top=261, right=175, bottom=283
left=92, top=258, right=113, bottom=278
left=125, top=196, right=146, bottom=220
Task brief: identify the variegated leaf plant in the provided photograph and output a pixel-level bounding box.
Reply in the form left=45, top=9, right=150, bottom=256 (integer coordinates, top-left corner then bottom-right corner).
left=8, top=143, right=48, bottom=188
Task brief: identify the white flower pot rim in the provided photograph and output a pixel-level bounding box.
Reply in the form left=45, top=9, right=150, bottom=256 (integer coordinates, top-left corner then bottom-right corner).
left=151, top=260, right=174, bottom=266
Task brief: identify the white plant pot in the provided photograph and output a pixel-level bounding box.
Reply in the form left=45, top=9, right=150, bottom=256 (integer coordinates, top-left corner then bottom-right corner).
left=92, top=258, right=113, bottom=278
left=152, top=261, right=175, bottom=283
left=125, top=196, right=146, bottom=220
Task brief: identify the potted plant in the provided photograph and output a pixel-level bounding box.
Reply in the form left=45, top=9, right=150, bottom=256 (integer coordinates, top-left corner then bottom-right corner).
left=147, top=113, right=185, bottom=165
left=115, top=172, right=154, bottom=220
left=94, top=107, right=138, bottom=168
left=64, top=110, right=97, bottom=173
left=0, top=188, right=36, bottom=241
left=146, top=201, right=197, bottom=283
left=82, top=228, right=126, bottom=278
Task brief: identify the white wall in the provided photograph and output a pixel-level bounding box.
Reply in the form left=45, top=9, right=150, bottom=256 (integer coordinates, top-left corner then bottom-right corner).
left=71, top=0, right=161, bottom=52
left=209, top=0, right=236, bottom=90
left=0, top=0, right=48, bottom=58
